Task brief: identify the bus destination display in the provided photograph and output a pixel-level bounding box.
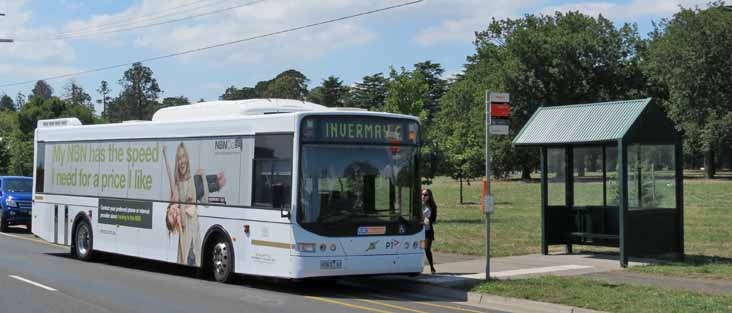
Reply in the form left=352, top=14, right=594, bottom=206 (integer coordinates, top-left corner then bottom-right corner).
left=301, top=117, right=418, bottom=144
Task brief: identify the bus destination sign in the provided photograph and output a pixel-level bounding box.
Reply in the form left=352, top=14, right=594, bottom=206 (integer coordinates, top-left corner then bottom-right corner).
left=301, top=117, right=418, bottom=144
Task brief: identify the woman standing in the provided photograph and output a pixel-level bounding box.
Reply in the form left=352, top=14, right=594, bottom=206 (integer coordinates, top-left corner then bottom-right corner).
left=422, top=188, right=437, bottom=274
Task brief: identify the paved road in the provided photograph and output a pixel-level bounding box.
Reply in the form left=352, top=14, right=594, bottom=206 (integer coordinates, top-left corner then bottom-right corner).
left=0, top=226, right=503, bottom=313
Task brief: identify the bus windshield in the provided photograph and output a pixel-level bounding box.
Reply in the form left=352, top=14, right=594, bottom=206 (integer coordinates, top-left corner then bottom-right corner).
left=298, top=144, right=421, bottom=236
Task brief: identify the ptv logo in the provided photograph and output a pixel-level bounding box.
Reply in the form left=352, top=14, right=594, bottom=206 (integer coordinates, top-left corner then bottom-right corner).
left=385, top=239, right=400, bottom=249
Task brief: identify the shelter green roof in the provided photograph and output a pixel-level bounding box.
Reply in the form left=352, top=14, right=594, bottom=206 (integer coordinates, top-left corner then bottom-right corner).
left=512, top=98, right=652, bottom=146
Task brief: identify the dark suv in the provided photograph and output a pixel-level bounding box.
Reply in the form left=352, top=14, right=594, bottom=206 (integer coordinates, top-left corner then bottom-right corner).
left=0, top=176, right=33, bottom=232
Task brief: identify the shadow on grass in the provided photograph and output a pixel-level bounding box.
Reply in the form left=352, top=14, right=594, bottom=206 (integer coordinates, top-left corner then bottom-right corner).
left=441, top=219, right=483, bottom=225
left=660, top=255, right=732, bottom=266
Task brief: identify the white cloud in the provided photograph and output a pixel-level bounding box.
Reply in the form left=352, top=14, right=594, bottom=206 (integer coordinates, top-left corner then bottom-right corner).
left=63, top=0, right=388, bottom=65
left=540, top=0, right=710, bottom=20
left=0, top=63, right=79, bottom=81
left=413, top=0, right=542, bottom=46
left=0, top=0, right=76, bottom=81
left=412, top=0, right=712, bottom=46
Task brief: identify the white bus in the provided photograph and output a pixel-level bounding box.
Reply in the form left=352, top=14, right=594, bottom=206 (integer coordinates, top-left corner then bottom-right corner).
left=32, top=99, right=424, bottom=282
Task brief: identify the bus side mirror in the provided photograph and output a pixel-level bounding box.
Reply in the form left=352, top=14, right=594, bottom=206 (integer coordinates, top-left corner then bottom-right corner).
left=272, top=184, right=289, bottom=219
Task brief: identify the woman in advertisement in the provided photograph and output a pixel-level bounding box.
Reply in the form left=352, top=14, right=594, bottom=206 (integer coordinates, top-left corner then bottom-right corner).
left=163, top=142, right=226, bottom=266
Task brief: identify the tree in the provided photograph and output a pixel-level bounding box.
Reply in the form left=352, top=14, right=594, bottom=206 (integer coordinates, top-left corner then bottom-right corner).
left=64, top=81, right=93, bottom=111
left=351, top=73, right=387, bottom=110
left=31, top=80, right=53, bottom=101
left=383, top=67, right=429, bottom=118
left=309, top=76, right=349, bottom=107
left=97, top=80, right=112, bottom=118
left=220, top=86, right=257, bottom=100
left=162, top=96, right=190, bottom=107
left=0, top=94, right=15, bottom=111
left=414, top=61, right=447, bottom=118
left=15, top=93, right=26, bottom=110
left=262, top=69, right=309, bottom=100
left=11, top=96, right=95, bottom=175
left=436, top=11, right=647, bottom=181
left=107, top=62, right=162, bottom=122
left=645, top=2, right=732, bottom=178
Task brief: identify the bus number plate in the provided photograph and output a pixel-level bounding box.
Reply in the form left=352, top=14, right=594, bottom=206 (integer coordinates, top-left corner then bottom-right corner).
left=320, top=260, right=343, bottom=270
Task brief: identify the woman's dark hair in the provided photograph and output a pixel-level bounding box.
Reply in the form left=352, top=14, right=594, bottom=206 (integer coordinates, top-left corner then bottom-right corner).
left=422, top=188, right=437, bottom=224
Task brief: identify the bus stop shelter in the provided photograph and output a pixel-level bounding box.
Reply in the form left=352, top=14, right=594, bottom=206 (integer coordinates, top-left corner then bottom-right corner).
left=513, top=98, right=683, bottom=267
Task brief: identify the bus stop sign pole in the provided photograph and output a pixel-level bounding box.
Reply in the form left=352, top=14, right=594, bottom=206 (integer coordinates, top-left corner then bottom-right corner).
left=484, top=91, right=510, bottom=281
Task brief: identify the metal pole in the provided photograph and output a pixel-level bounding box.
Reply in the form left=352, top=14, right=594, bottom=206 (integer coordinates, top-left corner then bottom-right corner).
left=484, top=90, right=491, bottom=281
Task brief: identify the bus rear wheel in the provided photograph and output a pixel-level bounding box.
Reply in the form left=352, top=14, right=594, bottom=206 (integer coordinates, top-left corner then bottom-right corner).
left=210, top=236, right=234, bottom=283
left=73, top=220, right=94, bottom=261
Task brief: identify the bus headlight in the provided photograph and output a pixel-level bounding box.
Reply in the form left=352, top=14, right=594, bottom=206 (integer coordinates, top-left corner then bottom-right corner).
left=296, top=243, right=316, bottom=253
left=6, top=197, right=16, bottom=208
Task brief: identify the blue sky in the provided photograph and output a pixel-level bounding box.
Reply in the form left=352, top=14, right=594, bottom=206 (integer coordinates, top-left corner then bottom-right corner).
left=0, top=0, right=709, bottom=113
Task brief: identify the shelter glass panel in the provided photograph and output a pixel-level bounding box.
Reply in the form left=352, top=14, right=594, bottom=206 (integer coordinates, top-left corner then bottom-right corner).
left=627, top=144, right=676, bottom=210
left=547, top=148, right=566, bottom=206
left=573, top=147, right=604, bottom=206
left=605, top=146, right=619, bottom=206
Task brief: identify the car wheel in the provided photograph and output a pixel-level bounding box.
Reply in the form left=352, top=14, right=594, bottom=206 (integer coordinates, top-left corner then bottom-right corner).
left=211, top=236, right=234, bottom=283
left=73, top=220, right=94, bottom=261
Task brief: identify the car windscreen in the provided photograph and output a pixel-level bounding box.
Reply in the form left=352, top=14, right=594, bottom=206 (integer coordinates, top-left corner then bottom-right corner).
left=4, top=179, right=32, bottom=193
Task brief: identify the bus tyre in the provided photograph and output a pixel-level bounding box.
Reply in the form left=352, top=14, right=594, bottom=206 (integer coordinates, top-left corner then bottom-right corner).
left=73, top=220, right=94, bottom=261
left=211, top=236, right=234, bottom=283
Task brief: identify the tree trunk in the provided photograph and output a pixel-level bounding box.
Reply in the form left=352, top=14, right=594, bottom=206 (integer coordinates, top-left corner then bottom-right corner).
left=459, top=175, right=464, bottom=204
left=704, top=149, right=716, bottom=179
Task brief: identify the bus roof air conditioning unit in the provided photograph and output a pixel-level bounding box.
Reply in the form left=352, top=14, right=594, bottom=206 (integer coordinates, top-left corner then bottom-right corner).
left=37, top=118, right=82, bottom=128
left=152, top=99, right=328, bottom=122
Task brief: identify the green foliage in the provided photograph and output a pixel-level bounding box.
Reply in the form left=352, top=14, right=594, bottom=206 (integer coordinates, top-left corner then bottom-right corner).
left=351, top=73, right=387, bottom=110
left=413, top=61, right=447, bottom=119
left=383, top=67, right=428, bottom=119
left=0, top=94, right=15, bottom=112
left=161, top=96, right=190, bottom=107
left=321, top=76, right=350, bottom=107
left=5, top=96, right=95, bottom=176
left=96, top=80, right=112, bottom=118
left=31, top=80, right=53, bottom=101
left=260, top=69, right=309, bottom=100
left=645, top=2, right=732, bottom=177
left=220, top=86, right=257, bottom=100
left=219, top=69, right=310, bottom=102
left=105, top=62, right=162, bottom=122
left=436, top=11, right=647, bottom=180
left=64, top=81, right=93, bottom=112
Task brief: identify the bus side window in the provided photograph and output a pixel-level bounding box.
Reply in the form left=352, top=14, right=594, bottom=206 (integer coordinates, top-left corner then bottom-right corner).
left=35, top=142, right=45, bottom=193
left=252, top=134, right=293, bottom=208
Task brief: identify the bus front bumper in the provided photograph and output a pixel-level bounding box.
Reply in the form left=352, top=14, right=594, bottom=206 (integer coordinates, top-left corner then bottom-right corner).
left=291, top=253, right=425, bottom=278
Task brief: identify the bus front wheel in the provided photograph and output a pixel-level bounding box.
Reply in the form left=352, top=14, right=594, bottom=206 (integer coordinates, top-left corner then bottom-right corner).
left=210, top=236, right=234, bottom=283
left=73, top=220, right=94, bottom=261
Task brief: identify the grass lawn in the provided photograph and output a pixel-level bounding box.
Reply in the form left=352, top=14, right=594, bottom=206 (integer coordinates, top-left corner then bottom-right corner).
left=428, top=173, right=732, bottom=279
left=473, top=276, right=732, bottom=313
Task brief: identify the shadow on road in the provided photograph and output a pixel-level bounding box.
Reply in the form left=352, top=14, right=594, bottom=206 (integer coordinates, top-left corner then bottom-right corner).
left=42, top=249, right=469, bottom=305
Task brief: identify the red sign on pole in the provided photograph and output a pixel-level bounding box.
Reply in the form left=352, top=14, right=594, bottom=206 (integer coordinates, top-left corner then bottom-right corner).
left=490, top=103, right=510, bottom=118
